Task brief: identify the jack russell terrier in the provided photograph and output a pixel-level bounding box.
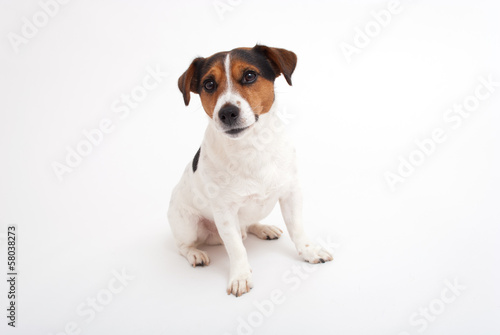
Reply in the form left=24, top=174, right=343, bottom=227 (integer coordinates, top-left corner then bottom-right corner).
left=168, top=45, right=333, bottom=297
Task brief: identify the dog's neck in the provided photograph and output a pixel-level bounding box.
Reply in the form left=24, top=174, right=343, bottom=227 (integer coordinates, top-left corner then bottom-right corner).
left=202, top=102, right=291, bottom=166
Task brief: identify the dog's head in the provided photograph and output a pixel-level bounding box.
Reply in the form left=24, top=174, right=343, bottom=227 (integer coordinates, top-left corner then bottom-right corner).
left=178, top=45, right=297, bottom=138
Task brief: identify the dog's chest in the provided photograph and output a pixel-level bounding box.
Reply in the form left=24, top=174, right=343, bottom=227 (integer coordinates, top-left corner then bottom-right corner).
left=200, top=113, right=297, bottom=221
left=226, top=151, right=294, bottom=222
left=236, top=174, right=285, bottom=223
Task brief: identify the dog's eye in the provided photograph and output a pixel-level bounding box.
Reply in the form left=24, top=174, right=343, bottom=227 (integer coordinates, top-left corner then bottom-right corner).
left=242, top=71, right=257, bottom=84
left=203, top=80, right=216, bottom=92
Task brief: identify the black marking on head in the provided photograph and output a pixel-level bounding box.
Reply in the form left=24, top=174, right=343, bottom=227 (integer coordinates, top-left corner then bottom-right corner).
left=252, top=45, right=297, bottom=86
left=255, top=114, right=259, bottom=122
left=192, top=147, right=201, bottom=173
left=180, top=45, right=296, bottom=106
left=230, top=49, right=277, bottom=83
left=194, top=48, right=278, bottom=92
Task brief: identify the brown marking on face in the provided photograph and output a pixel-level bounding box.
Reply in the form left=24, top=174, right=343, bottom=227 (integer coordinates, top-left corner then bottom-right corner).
left=199, top=60, right=227, bottom=118
left=178, top=45, right=297, bottom=122
left=229, top=58, right=275, bottom=116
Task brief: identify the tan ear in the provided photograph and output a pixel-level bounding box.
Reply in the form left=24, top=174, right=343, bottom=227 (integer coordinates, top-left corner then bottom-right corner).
left=178, top=57, right=204, bottom=106
left=253, top=45, right=297, bottom=85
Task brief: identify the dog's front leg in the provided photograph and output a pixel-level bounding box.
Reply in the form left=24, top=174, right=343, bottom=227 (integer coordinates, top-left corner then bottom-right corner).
left=213, top=208, right=253, bottom=297
left=279, top=188, right=333, bottom=263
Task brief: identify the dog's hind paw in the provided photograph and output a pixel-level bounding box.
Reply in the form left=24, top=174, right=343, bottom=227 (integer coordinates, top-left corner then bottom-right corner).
left=186, top=248, right=210, bottom=267
left=248, top=223, right=283, bottom=240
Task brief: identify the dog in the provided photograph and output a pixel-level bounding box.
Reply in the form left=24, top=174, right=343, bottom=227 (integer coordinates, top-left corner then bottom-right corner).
left=168, top=45, right=333, bottom=297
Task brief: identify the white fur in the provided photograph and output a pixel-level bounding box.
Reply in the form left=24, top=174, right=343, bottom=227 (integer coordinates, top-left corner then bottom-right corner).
left=213, top=54, right=257, bottom=134
left=168, top=54, right=333, bottom=297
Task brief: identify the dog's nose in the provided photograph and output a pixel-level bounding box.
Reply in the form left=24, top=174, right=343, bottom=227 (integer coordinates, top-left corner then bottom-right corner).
left=218, top=105, right=240, bottom=126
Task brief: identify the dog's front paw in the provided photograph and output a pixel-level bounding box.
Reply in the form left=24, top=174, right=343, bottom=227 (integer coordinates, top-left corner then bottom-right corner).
left=227, top=270, right=253, bottom=297
left=298, top=244, right=333, bottom=264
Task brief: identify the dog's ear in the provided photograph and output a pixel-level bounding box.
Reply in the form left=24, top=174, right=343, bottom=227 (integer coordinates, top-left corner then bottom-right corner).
left=178, top=57, right=205, bottom=106
left=253, top=45, right=297, bottom=86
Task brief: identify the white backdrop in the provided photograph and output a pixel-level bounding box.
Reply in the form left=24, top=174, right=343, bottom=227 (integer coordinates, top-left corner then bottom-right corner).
left=1, top=0, right=499, bottom=334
